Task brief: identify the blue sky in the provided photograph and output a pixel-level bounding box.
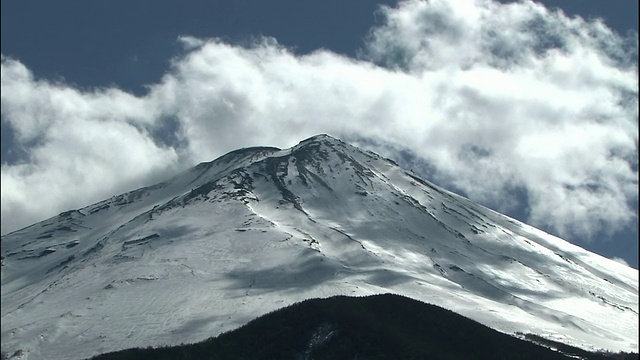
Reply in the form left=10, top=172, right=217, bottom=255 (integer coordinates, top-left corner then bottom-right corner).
left=1, top=0, right=638, bottom=268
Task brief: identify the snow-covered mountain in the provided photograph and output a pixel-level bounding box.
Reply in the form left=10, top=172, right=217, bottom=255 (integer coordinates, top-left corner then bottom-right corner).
left=1, top=134, right=638, bottom=359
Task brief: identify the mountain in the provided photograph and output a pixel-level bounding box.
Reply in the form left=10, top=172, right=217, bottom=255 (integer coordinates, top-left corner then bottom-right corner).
left=88, top=294, right=625, bottom=360
left=1, top=134, right=638, bottom=359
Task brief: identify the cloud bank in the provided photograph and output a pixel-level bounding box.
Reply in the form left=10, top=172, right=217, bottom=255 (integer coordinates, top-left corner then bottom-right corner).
left=2, top=0, right=637, bottom=247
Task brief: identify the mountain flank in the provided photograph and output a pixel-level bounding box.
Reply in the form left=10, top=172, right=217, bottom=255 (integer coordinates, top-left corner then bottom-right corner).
left=87, top=294, right=635, bottom=360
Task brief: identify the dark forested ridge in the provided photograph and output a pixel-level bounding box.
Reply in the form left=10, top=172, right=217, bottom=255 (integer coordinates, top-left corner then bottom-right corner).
left=85, top=294, right=636, bottom=360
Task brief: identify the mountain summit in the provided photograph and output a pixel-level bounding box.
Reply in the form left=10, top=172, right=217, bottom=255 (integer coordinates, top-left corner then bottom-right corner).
left=2, top=134, right=638, bottom=359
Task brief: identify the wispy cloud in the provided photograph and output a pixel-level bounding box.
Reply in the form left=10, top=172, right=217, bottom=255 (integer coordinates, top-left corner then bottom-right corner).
left=612, top=256, right=631, bottom=267
left=1, top=0, right=637, bottom=245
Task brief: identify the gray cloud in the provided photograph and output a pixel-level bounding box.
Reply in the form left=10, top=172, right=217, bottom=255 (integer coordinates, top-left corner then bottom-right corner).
left=1, top=0, right=637, bottom=246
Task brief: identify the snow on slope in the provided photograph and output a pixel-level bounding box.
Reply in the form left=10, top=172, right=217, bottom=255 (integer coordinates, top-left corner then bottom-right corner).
left=1, top=134, right=638, bottom=359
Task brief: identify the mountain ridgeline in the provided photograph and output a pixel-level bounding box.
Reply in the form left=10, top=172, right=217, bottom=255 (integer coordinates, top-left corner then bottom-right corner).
left=1, top=134, right=638, bottom=359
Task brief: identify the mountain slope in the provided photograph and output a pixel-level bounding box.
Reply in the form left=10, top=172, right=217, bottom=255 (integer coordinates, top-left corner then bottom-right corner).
left=89, top=294, right=619, bottom=360
left=1, top=134, right=638, bottom=359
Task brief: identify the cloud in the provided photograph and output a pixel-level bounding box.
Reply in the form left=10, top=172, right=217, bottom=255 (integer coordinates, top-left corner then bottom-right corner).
left=611, top=257, right=631, bottom=267
left=1, top=0, right=637, bottom=247
left=177, top=35, right=206, bottom=51
left=1, top=56, right=181, bottom=233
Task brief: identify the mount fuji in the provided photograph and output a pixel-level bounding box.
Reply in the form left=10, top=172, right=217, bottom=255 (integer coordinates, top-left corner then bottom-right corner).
left=1, top=134, right=637, bottom=359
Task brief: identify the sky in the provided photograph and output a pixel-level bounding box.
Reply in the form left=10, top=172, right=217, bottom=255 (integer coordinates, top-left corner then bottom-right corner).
left=1, top=0, right=638, bottom=268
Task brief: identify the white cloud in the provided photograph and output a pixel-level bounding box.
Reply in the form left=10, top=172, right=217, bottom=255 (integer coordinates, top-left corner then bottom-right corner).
left=1, top=56, right=180, bottom=233
left=612, top=256, right=631, bottom=267
left=1, top=0, right=637, bottom=245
